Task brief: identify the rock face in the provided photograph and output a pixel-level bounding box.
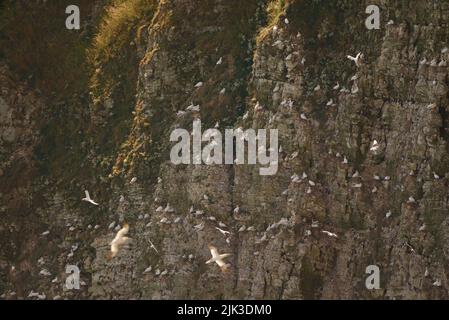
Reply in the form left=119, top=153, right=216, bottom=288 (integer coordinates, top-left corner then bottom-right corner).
left=1, top=0, right=449, bottom=299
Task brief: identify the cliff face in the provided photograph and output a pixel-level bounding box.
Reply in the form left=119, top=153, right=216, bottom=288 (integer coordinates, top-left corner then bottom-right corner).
left=1, top=0, right=449, bottom=299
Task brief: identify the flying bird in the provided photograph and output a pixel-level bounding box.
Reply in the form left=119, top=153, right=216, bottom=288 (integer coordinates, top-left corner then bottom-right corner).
left=321, top=230, right=338, bottom=238
left=186, top=104, right=200, bottom=112
left=347, top=52, right=363, bottom=67
left=206, top=245, right=231, bottom=272
left=370, top=140, right=379, bottom=152
left=82, top=190, right=99, bottom=206
left=215, top=227, right=231, bottom=236
left=148, top=238, right=159, bottom=254
left=109, top=223, right=131, bottom=259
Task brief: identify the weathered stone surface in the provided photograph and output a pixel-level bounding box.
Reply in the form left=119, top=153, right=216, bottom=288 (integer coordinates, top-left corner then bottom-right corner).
left=1, top=0, right=449, bottom=300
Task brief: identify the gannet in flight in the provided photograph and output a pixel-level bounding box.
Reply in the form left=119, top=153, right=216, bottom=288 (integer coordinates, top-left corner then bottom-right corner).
left=370, top=140, right=379, bottom=152
left=186, top=104, right=200, bottom=112
left=347, top=52, right=363, bottom=67
left=109, top=223, right=131, bottom=259
left=82, top=190, right=99, bottom=206
left=321, top=230, right=338, bottom=238
left=215, top=227, right=231, bottom=236
left=216, top=57, right=223, bottom=65
left=148, top=238, right=159, bottom=254
left=206, top=245, right=231, bottom=272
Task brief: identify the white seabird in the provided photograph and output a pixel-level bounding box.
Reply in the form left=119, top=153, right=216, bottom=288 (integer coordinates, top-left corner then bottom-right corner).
left=347, top=52, right=363, bottom=67
left=148, top=238, right=159, bottom=254
left=82, top=190, right=99, bottom=206
left=164, top=203, right=174, bottom=213
left=109, top=223, right=131, bottom=259
left=370, top=140, right=379, bottom=152
left=215, top=227, right=231, bottom=236
left=206, top=245, right=231, bottom=272
left=321, top=230, right=338, bottom=238
left=186, top=104, right=200, bottom=112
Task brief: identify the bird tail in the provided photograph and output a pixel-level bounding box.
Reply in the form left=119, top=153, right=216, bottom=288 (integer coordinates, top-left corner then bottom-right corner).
left=220, top=264, right=231, bottom=273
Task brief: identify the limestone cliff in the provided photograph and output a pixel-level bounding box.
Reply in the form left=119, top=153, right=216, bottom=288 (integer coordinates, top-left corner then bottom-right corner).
left=1, top=0, right=449, bottom=299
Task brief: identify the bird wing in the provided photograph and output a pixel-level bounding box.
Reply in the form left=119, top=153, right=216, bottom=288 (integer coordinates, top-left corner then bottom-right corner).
left=84, top=190, right=90, bottom=199
left=209, top=245, right=219, bottom=259
left=116, top=224, right=129, bottom=238
left=219, top=253, right=231, bottom=260
left=110, top=242, right=118, bottom=257
left=115, top=236, right=130, bottom=246
left=215, top=258, right=226, bottom=268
